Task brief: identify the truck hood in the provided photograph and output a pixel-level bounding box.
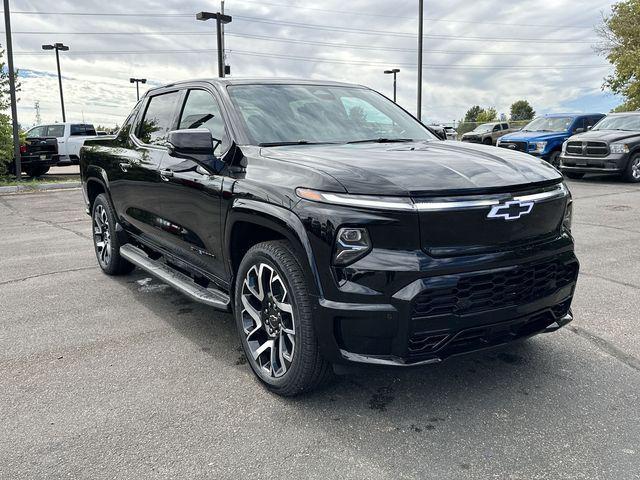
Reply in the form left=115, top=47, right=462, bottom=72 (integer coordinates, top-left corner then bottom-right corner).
left=499, top=131, right=567, bottom=142
left=260, top=141, right=561, bottom=196
left=568, top=130, right=640, bottom=143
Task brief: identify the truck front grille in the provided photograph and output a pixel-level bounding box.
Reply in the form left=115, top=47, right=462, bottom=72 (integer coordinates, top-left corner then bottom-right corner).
left=566, top=141, right=609, bottom=157
left=498, top=141, right=528, bottom=152
left=410, top=257, right=579, bottom=319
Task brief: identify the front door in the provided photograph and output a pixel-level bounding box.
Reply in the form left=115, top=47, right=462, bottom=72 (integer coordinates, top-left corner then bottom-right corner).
left=156, top=88, right=231, bottom=283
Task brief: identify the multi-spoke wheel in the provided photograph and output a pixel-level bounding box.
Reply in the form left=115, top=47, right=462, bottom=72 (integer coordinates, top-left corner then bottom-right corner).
left=91, top=194, right=134, bottom=275
left=623, top=154, right=640, bottom=183
left=235, top=240, right=332, bottom=396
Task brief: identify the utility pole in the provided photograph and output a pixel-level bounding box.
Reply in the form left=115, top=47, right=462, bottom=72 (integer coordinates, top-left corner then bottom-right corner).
left=130, top=78, right=147, bottom=101
left=417, top=0, right=424, bottom=121
left=384, top=69, right=400, bottom=103
left=3, top=0, right=21, bottom=179
left=42, top=43, right=69, bottom=122
left=196, top=11, right=232, bottom=78
left=221, top=0, right=228, bottom=74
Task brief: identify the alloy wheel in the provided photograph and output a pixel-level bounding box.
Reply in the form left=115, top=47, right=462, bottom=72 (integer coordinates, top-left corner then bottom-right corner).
left=632, top=157, right=640, bottom=180
left=93, top=204, right=112, bottom=268
left=241, top=263, right=296, bottom=378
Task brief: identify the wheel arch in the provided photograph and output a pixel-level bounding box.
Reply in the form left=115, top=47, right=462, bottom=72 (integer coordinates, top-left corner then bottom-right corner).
left=225, top=199, right=323, bottom=300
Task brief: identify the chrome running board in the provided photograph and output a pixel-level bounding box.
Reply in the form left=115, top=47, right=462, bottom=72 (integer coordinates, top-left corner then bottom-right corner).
left=120, top=244, right=230, bottom=310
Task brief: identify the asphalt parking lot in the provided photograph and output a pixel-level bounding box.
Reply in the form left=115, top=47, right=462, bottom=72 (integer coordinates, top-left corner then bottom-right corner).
left=1, top=178, right=639, bottom=479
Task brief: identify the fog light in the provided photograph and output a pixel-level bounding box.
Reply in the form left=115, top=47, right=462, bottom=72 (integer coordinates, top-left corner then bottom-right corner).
left=333, top=227, right=371, bottom=266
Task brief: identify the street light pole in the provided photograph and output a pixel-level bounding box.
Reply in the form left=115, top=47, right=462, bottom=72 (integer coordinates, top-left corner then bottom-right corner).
left=130, top=78, right=147, bottom=101
left=417, top=0, right=424, bottom=121
left=384, top=69, right=400, bottom=103
left=196, top=11, right=232, bottom=78
left=42, top=43, right=69, bottom=122
left=3, top=0, right=21, bottom=179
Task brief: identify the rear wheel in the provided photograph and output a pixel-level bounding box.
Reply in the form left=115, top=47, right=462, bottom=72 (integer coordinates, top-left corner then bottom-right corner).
left=548, top=151, right=561, bottom=168
left=235, top=240, right=332, bottom=396
left=564, top=172, right=585, bottom=180
left=622, top=154, right=640, bottom=183
left=92, top=194, right=135, bottom=275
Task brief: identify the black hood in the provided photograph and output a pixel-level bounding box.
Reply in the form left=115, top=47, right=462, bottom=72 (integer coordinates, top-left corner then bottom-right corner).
left=569, top=129, right=640, bottom=143
left=260, top=141, right=562, bottom=196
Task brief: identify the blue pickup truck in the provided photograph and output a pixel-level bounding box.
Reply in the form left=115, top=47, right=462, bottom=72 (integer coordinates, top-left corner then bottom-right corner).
left=496, top=113, right=605, bottom=166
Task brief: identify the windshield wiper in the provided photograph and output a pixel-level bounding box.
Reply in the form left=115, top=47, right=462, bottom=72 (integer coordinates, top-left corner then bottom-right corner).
left=347, top=138, right=414, bottom=144
left=258, top=140, right=337, bottom=147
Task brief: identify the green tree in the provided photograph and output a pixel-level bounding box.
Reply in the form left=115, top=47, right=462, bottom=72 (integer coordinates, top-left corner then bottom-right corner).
left=463, top=105, right=483, bottom=123
left=597, top=0, right=640, bottom=110
left=510, top=100, right=535, bottom=121
left=0, top=47, right=20, bottom=176
left=476, top=107, right=498, bottom=123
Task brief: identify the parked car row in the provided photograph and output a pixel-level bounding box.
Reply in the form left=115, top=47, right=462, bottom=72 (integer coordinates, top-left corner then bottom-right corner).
left=457, top=111, right=640, bottom=183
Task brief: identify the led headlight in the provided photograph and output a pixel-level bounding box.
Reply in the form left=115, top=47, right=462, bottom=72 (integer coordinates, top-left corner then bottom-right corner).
left=333, top=227, right=371, bottom=266
left=530, top=141, right=547, bottom=153
left=610, top=143, right=629, bottom=154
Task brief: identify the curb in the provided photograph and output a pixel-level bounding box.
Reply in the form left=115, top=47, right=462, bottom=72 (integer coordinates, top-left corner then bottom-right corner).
left=0, top=182, right=81, bottom=194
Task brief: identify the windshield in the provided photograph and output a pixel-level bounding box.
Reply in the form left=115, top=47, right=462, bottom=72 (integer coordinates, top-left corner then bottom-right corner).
left=593, top=115, right=640, bottom=131
left=522, top=116, right=573, bottom=132
left=472, top=123, right=494, bottom=133
left=227, top=84, right=437, bottom=145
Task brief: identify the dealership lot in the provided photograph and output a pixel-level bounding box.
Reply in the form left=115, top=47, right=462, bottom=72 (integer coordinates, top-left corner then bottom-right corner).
left=0, top=179, right=638, bottom=479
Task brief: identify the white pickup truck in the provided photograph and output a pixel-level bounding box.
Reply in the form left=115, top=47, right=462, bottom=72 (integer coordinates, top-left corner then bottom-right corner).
left=25, top=123, right=99, bottom=165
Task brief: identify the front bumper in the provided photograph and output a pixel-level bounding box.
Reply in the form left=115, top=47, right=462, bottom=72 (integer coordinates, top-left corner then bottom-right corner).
left=560, top=153, right=628, bottom=174
left=312, top=241, right=578, bottom=366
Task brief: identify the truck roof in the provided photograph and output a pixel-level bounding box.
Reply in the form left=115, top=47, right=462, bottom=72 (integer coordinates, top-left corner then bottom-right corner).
left=147, top=77, right=365, bottom=94
left=541, top=113, right=603, bottom=118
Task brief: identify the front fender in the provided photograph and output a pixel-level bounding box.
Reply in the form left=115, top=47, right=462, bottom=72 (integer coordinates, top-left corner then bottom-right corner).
left=225, top=199, right=324, bottom=298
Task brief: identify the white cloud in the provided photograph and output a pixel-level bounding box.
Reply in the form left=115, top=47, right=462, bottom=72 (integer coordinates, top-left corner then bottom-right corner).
left=4, top=0, right=619, bottom=128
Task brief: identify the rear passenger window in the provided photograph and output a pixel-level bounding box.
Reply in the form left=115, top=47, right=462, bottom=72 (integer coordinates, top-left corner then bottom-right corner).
left=178, top=89, right=229, bottom=154
left=502, top=123, right=509, bottom=130
left=46, top=125, right=65, bottom=137
left=138, top=92, right=181, bottom=146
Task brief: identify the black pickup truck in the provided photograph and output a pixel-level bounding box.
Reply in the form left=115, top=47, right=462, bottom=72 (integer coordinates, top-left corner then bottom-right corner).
left=12, top=125, right=60, bottom=177
left=80, top=79, right=578, bottom=396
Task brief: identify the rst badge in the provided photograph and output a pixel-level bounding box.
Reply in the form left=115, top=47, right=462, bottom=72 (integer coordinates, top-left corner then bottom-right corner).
left=487, top=200, right=534, bottom=221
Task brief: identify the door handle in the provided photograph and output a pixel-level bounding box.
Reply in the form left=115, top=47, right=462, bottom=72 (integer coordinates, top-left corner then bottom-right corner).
left=160, top=169, right=174, bottom=180
left=119, top=162, right=131, bottom=172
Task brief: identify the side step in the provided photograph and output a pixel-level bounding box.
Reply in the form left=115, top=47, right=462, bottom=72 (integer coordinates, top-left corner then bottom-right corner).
left=120, top=244, right=230, bottom=310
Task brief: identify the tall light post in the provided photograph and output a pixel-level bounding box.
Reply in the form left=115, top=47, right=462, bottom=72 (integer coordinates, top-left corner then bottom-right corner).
left=3, top=0, right=21, bottom=179
left=417, top=0, right=424, bottom=120
left=42, top=42, right=69, bottom=122
left=130, top=78, right=147, bottom=101
left=384, top=69, right=400, bottom=103
left=196, top=11, right=232, bottom=78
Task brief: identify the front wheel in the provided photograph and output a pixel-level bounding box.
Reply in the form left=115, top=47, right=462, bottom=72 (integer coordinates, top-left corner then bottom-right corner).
left=235, top=240, right=332, bottom=396
left=622, top=154, right=640, bottom=183
left=92, top=194, right=135, bottom=275
left=548, top=151, right=561, bottom=168
left=483, top=138, right=493, bottom=146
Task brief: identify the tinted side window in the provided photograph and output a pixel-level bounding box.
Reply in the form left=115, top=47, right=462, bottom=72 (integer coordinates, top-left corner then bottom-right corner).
left=493, top=124, right=501, bottom=131
left=139, top=92, right=181, bottom=146
left=178, top=89, right=228, bottom=154
left=46, top=125, right=65, bottom=137
left=502, top=123, right=509, bottom=130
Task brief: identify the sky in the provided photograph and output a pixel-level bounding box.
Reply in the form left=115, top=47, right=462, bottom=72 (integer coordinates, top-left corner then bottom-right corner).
left=1, top=0, right=623, bottom=129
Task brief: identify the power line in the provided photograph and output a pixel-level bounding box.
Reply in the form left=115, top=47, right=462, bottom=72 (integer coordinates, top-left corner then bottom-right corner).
left=2, top=29, right=598, bottom=44
left=4, top=5, right=597, bottom=29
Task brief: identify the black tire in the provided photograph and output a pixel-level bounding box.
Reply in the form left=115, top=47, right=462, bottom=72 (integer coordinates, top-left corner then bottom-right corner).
left=622, top=154, right=640, bottom=183
left=564, top=172, right=585, bottom=180
left=91, top=194, right=135, bottom=275
left=24, top=165, right=50, bottom=177
left=483, top=138, right=493, bottom=146
left=548, top=151, right=561, bottom=168
left=234, top=240, right=332, bottom=396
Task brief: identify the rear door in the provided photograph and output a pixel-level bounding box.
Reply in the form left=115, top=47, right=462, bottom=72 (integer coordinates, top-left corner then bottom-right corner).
left=109, top=89, right=182, bottom=245
left=156, top=87, right=231, bottom=282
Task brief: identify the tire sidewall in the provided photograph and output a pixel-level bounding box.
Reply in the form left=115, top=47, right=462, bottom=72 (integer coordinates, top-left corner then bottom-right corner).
left=92, top=194, right=119, bottom=274
left=625, top=154, right=640, bottom=183
left=234, top=245, right=308, bottom=389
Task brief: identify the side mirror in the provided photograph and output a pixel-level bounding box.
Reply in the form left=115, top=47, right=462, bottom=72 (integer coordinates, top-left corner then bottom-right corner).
left=167, top=129, right=214, bottom=157
left=573, top=127, right=585, bottom=134
left=587, top=126, right=593, bottom=131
